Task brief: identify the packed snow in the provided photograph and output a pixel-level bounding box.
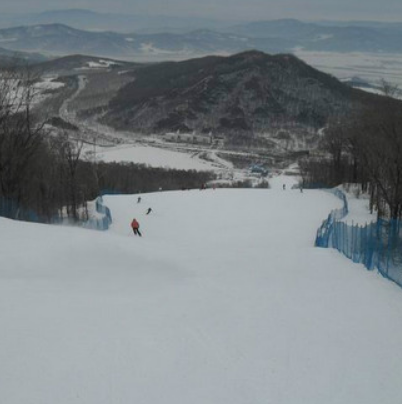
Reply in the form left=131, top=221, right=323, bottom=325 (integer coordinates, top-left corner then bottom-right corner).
left=1, top=177, right=402, bottom=404
left=339, top=185, right=377, bottom=225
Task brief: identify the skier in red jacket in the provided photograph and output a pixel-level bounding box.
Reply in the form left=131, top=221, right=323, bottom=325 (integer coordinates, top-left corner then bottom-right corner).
left=131, top=218, right=142, bottom=236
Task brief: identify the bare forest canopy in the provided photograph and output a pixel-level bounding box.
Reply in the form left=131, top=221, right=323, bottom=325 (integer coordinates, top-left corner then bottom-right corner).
left=300, top=101, right=402, bottom=221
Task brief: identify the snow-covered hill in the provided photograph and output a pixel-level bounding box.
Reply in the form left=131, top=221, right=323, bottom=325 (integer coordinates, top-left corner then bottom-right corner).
left=1, top=179, right=402, bottom=404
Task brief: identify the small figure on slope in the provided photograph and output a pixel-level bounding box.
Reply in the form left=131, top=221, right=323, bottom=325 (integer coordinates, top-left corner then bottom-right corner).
left=146, top=207, right=152, bottom=215
left=137, top=196, right=142, bottom=203
left=131, top=218, right=142, bottom=237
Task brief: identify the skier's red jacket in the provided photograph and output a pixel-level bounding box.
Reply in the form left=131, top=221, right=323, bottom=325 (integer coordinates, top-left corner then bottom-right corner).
left=131, top=219, right=139, bottom=229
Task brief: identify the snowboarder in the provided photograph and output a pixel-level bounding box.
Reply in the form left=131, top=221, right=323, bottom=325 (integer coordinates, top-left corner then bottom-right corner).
left=146, top=207, right=152, bottom=215
left=283, top=184, right=286, bottom=190
left=137, top=196, right=142, bottom=203
left=131, top=218, right=142, bottom=236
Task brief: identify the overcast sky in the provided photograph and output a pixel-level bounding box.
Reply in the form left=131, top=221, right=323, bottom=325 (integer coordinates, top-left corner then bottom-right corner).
left=1, top=0, right=401, bottom=22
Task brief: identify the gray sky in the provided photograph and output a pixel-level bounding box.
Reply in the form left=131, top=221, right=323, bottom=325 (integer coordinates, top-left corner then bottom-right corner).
left=1, top=0, right=402, bottom=22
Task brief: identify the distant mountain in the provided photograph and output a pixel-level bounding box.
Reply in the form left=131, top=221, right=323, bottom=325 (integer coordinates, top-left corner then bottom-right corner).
left=228, top=19, right=319, bottom=39
left=227, top=19, right=402, bottom=52
left=0, top=46, right=48, bottom=67
left=1, top=19, right=402, bottom=62
left=340, top=76, right=376, bottom=89
left=0, top=24, right=131, bottom=58
left=96, top=51, right=386, bottom=139
left=313, top=20, right=402, bottom=31
left=0, top=9, right=236, bottom=34
left=0, top=23, right=291, bottom=61
left=32, top=54, right=137, bottom=75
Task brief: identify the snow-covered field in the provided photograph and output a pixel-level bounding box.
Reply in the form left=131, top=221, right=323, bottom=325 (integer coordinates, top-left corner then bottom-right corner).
left=295, top=50, right=402, bottom=87
left=91, top=144, right=222, bottom=171
left=75, top=59, right=121, bottom=70
left=2, top=177, right=402, bottom=404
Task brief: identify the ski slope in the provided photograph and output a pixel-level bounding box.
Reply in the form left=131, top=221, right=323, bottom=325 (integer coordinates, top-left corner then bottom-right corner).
left=1, top=178, right=402, bottom=404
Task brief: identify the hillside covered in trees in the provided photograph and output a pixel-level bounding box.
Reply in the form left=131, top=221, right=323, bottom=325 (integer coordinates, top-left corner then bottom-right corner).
left=96, top=51, right=387, bottom=140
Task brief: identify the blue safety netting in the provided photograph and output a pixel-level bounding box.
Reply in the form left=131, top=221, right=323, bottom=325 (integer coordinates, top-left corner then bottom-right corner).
left=315, top=189, right=402, bottom=289
left=83, top=196, right=113, bottom=231
left=0, top=195, right=112, bottom=231
left=0, top=197, right=40, bottom=223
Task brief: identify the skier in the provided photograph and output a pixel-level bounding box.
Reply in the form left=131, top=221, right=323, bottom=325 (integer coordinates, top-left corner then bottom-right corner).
left=131, top=218, right=142, bottom=236
left=146, top=207, right=152, bottom=215
left=283, top=184, right=286, bottom=190
left=137, top=196, right=142, bottom=203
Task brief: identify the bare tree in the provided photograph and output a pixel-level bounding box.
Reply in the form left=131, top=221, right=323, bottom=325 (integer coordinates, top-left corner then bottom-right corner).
left=379, top=79, right=401, bottom=99
left=357, top=106, right=402, bottom=219
left=53, top=130, right=85, bottom=221
left=0, top=66, right=47, bottom=218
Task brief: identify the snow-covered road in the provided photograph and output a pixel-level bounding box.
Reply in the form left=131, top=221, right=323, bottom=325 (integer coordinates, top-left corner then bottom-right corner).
left=1, top=182, right=402, bottom=404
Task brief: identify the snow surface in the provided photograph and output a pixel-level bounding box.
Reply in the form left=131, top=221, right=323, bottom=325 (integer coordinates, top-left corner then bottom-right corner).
left=339, top=186, right=377, bottom=225
left=91, top=144, right=219, bottom=171
left=1, top=178, right=402, bottom=404
left=0, top=76, right=64, bottom=111
left=35, top=77, right=65, bottom=91
left=295, top=50, right=402, bottom=87
left=78, top=60, right=120, bottom=70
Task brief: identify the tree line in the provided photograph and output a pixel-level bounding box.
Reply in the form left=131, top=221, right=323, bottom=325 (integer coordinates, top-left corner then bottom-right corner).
left=300, top=86, right=402, bottom=220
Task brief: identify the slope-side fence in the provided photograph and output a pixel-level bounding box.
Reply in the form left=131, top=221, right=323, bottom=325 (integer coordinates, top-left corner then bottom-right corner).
left=315, top=189, right=402, bottom=288
left=0, top=196, right=112, bottom=231
left=0, top=197, right=40, bottom=222
left=83, top=196, right=113, bottom=231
